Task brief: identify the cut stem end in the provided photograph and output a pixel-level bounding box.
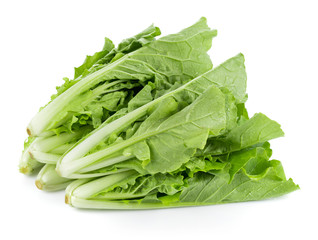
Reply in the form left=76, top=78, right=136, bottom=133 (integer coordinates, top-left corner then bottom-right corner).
left=65, top=195, right=70, bottom=204
left=27, top=128, right=31, bottom=136
left=19, top=166, right=31, bottom=174
left=35, top=180, right=43, bottom=190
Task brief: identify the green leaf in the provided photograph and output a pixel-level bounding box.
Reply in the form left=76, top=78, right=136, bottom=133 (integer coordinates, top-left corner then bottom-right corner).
left=200, top=113, right=284, bottom=156
left=228, top=142, right=272, bottom=182
left=74, top=38, right=115, bottom=79
left=127, top=84, right=154, bottom=112
left=180, top=163, right=299, bottom=204
left=182, top=156, right=227, bottom=177
left=93, top=173, right=184, bottom=200
left=202, top=53, right=247, bottom=103
left=137, top=86, right=227, bottom=173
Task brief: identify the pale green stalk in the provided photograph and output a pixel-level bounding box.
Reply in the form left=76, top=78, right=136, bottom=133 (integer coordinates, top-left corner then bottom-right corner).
left=35, top=164, right=73, bottom=191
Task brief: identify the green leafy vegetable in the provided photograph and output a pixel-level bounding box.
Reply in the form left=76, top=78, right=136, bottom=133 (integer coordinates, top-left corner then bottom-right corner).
left=20, top=17, right=298, bottom=210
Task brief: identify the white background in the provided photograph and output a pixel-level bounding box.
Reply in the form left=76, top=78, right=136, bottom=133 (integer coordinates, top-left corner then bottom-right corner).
left=0, top=0, right=317, bottom=239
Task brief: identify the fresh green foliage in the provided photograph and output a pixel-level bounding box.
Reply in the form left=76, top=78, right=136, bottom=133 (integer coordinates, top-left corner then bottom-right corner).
left=56, top=53, right=245, bottom=178
left=198, top=113, right=284, bottom=156
left=59, top=85, right=231, bottom=177
left=27, top=17, right=215, bottom=137
left=65, top=143, right=298, bottom=209
left=20, top=17, right=215, bottom=174
left=20, top=18, right=298, bottom=210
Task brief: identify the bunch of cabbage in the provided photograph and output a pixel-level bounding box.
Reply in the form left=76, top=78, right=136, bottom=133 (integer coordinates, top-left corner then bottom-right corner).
left=20, top=17, right=298, bottom=209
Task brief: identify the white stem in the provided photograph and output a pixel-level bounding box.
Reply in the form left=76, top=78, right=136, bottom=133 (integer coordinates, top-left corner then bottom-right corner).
left=29, top=150, right=61, bottom=164
left=49, top=142, right=76, bottom=154
left=66, top=168, right=130, bottom=179
left=33, top=130, right=85, bottom=152
left=36, top=164, right=73, bottom=191
left=71, top=170, right=138, bottom=199
left=58, top=103, right=148, bottom=169
left=77, top=155, right=133, bottom=173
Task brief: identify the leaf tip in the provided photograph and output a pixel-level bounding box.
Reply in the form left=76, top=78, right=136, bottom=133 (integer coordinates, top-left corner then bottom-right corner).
left=199, top=16, right=207, bottom=23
